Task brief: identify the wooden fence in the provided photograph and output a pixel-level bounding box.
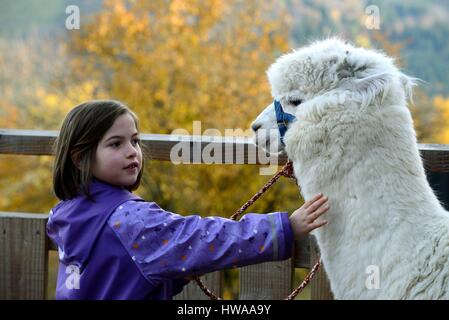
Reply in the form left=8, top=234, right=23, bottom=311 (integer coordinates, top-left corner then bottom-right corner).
left=1, top=129, right=449, bottom=300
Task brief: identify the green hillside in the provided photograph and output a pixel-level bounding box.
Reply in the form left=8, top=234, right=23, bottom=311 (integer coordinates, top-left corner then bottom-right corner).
left=286, top=0, right=449, bottom=95
left=1, top=0, right=448, bottom=95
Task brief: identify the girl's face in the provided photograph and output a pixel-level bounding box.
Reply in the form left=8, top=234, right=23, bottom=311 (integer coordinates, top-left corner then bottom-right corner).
left=92, top=113, right=143, bottom=188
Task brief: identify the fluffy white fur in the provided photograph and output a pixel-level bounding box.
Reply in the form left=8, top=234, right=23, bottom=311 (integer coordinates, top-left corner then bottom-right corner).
left=252, top=38, right=449, bottom=299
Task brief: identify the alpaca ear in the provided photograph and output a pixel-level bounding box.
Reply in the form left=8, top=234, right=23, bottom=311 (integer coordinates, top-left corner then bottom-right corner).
left=336, top=57, right=356, bottom=79
left=399, top=72, right=418, bottom=103
left=337, top=56, right=390, bottom=106
left=353, top=72, right=391, bottom=105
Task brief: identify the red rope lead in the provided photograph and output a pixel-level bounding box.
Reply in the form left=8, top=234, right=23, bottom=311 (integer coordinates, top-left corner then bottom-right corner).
left=285, top=260, right=321, bottom=300
left=230, top=161, right=296, bottom=221
left=194, top=161, right=321, bottom=300
left=194, top=277, right=222, bottom=300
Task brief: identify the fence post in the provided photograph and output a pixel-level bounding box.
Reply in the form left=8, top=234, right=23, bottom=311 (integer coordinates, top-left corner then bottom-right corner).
left=239, top=258, right=293, bottom=300
left=0, top=213, right=49, bottom=299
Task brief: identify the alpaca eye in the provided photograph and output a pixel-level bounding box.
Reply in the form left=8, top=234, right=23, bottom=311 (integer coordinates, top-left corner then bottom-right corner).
left=289, top=99, right=303, bottom=106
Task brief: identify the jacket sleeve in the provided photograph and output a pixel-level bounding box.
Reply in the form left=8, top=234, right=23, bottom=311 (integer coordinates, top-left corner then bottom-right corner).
left=108, top=200, right=294, bottom=281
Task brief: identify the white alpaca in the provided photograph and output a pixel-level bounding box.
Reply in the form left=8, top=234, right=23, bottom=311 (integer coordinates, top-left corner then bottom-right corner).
left=252, top=38, right=449, bottom=299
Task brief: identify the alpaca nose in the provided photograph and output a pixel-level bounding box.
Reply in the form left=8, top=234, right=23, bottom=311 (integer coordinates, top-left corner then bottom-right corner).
left=251, top=123, right=261, bottom=132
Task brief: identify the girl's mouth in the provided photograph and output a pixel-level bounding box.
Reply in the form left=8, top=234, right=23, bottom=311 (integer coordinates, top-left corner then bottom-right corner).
left=124, top=162, right=139, bottom=170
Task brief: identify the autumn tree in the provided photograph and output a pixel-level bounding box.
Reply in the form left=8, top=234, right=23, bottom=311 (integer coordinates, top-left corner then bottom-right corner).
left=66, top=0, right=300, bottom=216
left=1, top=0, right=302, bottom=220
left=0, top=37, right=74, bottom=210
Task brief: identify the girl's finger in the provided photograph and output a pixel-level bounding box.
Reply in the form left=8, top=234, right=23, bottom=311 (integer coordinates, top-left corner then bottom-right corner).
left=305, top=196, right=328, bottom=214
left=307, top=202, right=329, bottom=221
left=303, top=193, right=323, bottom=209
left=308, top=219, right=328, bottom=231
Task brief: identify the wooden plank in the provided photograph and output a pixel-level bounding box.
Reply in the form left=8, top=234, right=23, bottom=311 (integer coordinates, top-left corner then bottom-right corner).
left=3, top=129, right=449, bottom=170
left=0, top=212, right=49, bottom=219
left=0, top=212, right=49, bottom=299
left=141, top=134, right=287, bottom=165
left=0, top=212, right=57, bottom=250
left=239, top=259, right=293, bottom=300
left=293, top=236, right=310, bottom=268
left=174, top=272, right=222, bottom=300
left=309, top=236, right=333, bottom=300
left=422, top=147, right=449, bottom=173
left=0, top=129, right=57, bottom=156
left=0, top=129, right=286, bottom=165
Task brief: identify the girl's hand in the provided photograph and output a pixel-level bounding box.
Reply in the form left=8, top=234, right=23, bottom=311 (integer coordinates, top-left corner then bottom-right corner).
left=289, top=193, right=329, bottom=239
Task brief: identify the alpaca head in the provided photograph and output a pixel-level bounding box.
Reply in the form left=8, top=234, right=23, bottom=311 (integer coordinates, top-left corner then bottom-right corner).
left=252, top=38, right=416, bottom=156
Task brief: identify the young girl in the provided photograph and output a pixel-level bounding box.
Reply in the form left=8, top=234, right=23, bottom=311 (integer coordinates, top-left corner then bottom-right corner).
left=47, top=100, right=329, bottom=300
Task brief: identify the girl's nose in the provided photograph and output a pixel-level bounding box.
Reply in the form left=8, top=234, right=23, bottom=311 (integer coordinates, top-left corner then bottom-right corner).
left=127, top=142, right=138, bottom=157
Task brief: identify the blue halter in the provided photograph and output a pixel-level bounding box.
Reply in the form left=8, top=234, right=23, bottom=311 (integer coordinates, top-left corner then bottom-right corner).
left=274, top=100, right=296, bottom=145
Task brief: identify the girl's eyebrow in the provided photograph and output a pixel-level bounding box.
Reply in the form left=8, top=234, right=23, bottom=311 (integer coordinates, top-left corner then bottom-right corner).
left=105, top=132, right=139, bottom=142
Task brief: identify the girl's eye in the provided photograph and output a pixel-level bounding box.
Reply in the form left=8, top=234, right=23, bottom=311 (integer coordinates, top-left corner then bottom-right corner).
left=111, top=142, right=120, bottom=147
left=289, top=99, right=303, bottom=107
left=133, top=138, right=140, bottom=145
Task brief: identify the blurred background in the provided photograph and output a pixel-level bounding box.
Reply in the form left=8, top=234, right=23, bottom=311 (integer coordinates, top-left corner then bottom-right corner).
left=1, top=0, right=449, bottom=299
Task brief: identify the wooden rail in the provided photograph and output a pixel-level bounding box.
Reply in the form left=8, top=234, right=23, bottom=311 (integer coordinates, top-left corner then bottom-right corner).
left=1, top=129, right=449, bottom=300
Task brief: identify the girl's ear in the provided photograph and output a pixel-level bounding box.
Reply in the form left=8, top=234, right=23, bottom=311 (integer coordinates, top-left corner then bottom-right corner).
left=70, top=150, right=81, bottom=169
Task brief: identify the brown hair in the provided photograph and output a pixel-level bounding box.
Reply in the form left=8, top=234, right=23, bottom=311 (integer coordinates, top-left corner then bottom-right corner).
left=53, top=100, right=145, bottom=200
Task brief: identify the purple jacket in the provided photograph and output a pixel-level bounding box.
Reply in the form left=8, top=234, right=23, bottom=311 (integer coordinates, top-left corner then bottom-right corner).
left=47, top=178, right=294, bottom=300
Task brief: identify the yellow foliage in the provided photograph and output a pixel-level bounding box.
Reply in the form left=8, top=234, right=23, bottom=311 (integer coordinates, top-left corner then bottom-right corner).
left=355, top=35, right=371, bottom=48
left=64, top=0, right=297, bottom=217
left=1, top=0, right=296, bottom=221
left=433, top=96, right=449, bottom=143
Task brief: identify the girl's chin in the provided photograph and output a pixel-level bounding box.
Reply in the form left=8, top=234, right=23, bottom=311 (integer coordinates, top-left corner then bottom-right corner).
left=105, top=178, right=137, bottom=189
left=122, top=176, right=139, bottom=188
